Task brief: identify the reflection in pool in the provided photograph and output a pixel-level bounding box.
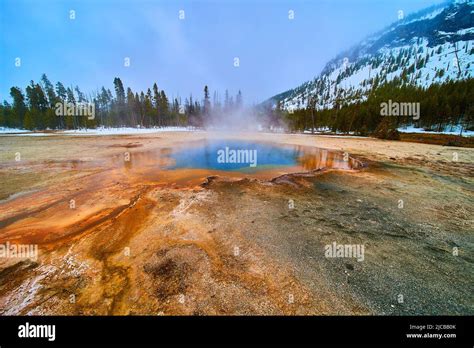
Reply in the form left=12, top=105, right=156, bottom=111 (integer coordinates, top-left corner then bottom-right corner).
left=165, top=140, right=358, bottom=172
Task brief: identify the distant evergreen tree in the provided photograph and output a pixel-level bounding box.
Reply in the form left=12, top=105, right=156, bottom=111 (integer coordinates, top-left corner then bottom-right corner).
left=65, top=87, right=76, bottom=128
left=25, top=81, right=48, bottom=129
left=23, top=111, right=34, bottom=130
left=9, top=87, right=27, bottom=128
left=224, top=89, right=230, bottom=113
left=236, top=90, right=243, bottom=110
left=159, top=90, right=169, bottom=126
left=144, top=88, right=153, bottom=127
left=113, top=77, right=126, bottom=125
left=203, top=85, right=211, bottom=117
left=152, top=83, right=161, bottom=126
left=126, top=88, right=137, bottom=126
left=41, top=74, right=57, bottom=108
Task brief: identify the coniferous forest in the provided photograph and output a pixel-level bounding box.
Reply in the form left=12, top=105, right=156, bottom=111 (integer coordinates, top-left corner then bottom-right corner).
left=0, top=74, right=244, bottom=130
left=0, top=74, right=472, bottom=137
left=266, top=78, right=474, bottom=137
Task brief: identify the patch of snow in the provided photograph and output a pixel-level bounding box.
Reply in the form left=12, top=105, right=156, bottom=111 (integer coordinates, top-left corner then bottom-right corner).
left=456, top=28, right=474, bottom=35
left=398, top=125, right=474, bottom=137
left=4, top=133, right=55, bottom=137
left=402, top=7, right=445, bottom=25
left=0, top=127, right=28, bottom=134
left=62, top=126, right=196, bottom=135
left=0, top=126, right=197, bottom=136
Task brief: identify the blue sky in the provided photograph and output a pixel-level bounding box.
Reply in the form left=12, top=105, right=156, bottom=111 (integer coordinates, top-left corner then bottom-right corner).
left=0, top=0, right=446, bottom=104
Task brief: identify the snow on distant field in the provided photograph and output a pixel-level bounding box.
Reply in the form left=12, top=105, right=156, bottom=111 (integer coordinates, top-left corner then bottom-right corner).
left=398, top=125, right=474, bottom=137
left=0, top=126, right=196, bottom=136
left=0, top=128, right=56, bottom=136
left=0, top=127, right=28, bottom=134
left=9, top=133, right=55, bottom=137
left=302, top=127, right=362, bottom=136
left=62, top=126, right=195, bottom=135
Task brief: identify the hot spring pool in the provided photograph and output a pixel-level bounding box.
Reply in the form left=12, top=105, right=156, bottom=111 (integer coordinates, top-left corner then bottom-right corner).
left=165, top=139, right=359, bottom=173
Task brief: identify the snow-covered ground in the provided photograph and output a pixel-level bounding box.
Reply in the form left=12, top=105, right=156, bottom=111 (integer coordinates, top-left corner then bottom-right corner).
left=397, top=125, right=474, bottom=136
left=303, top=127, right=359, bottom=136
left=62, top=126, right=195, bottom=135
left=0, top=127, right=29, bottom=134
left=0, top=126, right=196, bottom=136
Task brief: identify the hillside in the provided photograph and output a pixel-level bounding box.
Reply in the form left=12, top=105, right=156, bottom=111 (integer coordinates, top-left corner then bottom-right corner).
left=269, top=0, right=473, bottom=112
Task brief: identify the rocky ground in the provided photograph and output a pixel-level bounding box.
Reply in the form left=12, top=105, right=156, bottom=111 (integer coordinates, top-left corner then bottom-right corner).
left=0, top=132, right=472, bottom=315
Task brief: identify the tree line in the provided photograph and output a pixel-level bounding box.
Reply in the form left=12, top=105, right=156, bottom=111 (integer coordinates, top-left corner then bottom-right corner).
left=268, top=78, right=473, bottom=137
left=0, top=74, right=244, bottom=130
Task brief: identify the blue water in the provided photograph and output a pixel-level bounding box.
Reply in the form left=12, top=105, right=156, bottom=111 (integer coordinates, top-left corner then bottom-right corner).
left=167, top=140, right=302, bottom=172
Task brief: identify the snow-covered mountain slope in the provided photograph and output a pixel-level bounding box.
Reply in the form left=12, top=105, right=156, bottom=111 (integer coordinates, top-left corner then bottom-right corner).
left=269, top=0, right=474, bottom=111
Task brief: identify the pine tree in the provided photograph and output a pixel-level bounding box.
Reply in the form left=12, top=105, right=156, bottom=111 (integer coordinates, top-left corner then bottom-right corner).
left=113, top=77, right=126, bottom=125
left=159, top=90, right=169, bottom=126
left=10, top=87, right=27, bottom=128
left=126, top=88, right=136, bottom=126
left=55, top=82, right=67, bottom=101
left=144, top=88, right=153, bottom=127
left=23, top=111, right=34, bottom=130
left=25, top=81, right=48, bottom=129
left=203, top=85, right=211, bottom=116
left=224, top=89, right=230, bottom=112
left=236, top=90, right=243, bottom=110
left=41, top=74, right=57, bottom=108
left=152, top=83, right=161, bottom=126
